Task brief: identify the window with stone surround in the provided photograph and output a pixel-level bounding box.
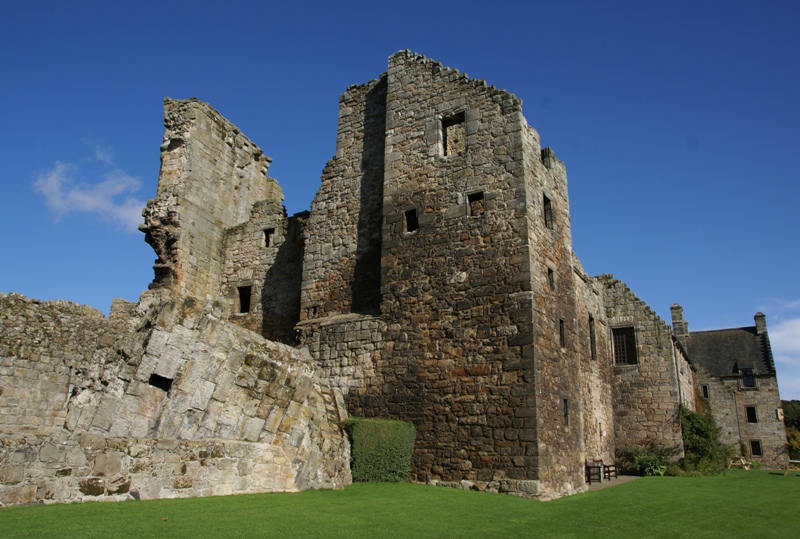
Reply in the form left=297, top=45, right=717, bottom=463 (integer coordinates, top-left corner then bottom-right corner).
left=405, top=209, right=419, bottom=233
left=612, top=326, right=638, bottom=365
left=468, top=191, right=485, bottom=216
left=238, top=285, right=252, bottom=314
left=589, top=315, right=597, bottom=361
left=746, top=405, right=758, bottom=423
left=442, top=112, right=466, bottom=156
left=547, top=268, right=555, bottom=292
left=559, top=319, right=566, bottom=348
left=702, top=385, right=710, bottom=399
left=543, top=194, right=554, bottom=229
left=749, top=439, right=762, bottom=457
left=264, top=227, right=275, bottom=247
left=742, top=368, right=756, bottom=388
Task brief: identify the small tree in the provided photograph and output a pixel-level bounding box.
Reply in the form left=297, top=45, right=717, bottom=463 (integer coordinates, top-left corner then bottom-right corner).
left=680, top=405, right=733, bottom=475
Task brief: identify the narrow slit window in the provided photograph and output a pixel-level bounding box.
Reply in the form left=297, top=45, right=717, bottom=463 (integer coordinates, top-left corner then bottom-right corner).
left=543, top=194, right=554, bottom=229
left=405, top=209, right=419, bottom=233
left=559, top=319, right=566, bottom=348
left=589, top=315, right=597, bottom=361
left=264, top=228, right=275, bottom=247
left=468, top=191, right=485, bottom=216
left=563, top=398, right=569, bottom=426
left=746, top=406, right=758, bottom=423
left=547, top=268, right=555, bottom=292
left=702, top=385, right=710, bottom=399
left=442, top=112, right=466, bottom=156
left=238, top=286, right=252, bottom=314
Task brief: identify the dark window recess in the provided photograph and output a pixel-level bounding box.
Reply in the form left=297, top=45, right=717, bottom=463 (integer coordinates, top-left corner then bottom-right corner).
left=547, top=268, right=555, bottom=292
left=405, top=209, right=419, bottom=233
left=742, top=368, right=756, bottom=388
left=702, top=385, right=710, bottom=399
left=589, top=315, right=597, bottom=361
left=442, top=112, right=466, bottom=156
left=563, top=398, right=569, bottom=426
left=264, top=228, right=275, bottom=247
left=612, top=327, right=638, bottom=365
left=746, top=406, right=758, bottom=423
left=238, top=286, right=252, bottom=314
left=468, top=191, right=485, bottom=216
left=750, top=440, right=762, bottom=457
left=543, top=194, right=554, bottom=229
left=148, top=373, right=173, bottom=393
left=559, top=319, right=566, bottom=348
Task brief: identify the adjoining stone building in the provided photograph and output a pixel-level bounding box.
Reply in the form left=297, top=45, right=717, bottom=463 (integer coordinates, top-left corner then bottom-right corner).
left=0, top=51, right=788, bottom=505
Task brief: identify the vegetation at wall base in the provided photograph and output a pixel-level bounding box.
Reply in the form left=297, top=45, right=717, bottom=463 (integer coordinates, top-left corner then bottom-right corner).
left=342, top=417, right=415, bottom=482
left=617, top=440, right=678, bottom=476
left=1, top=471, right=797, bottom=539
left=680, top=405, right=733, bottom=475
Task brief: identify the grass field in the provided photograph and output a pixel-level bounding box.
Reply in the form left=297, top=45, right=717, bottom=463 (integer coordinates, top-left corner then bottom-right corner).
left=1, top=470, right=797, bottom=538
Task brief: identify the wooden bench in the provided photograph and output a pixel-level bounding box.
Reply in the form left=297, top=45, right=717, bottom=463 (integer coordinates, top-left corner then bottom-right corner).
left=784, top=460, right=800, bottom=476
left=604, top=463, right=618, bottom=480
left=585, top=459, right=603, bottom=484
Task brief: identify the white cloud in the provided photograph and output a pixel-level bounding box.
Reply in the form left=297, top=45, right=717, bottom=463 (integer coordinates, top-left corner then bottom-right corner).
left=82, top=138, right=115, bottom=164
left=34, top=161, right=144, bottom=231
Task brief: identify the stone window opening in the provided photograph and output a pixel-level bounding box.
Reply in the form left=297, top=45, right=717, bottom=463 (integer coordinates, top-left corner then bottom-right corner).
left=563, top=398, right=569, bottom=426
left=741, top=368, right=756, bottom=388
left=442, top=111, right=466, bottom=156
left=612, top=326, right=638, bottom=365
left=468, top=191, right=485, bottom=216
left=547, top=268, right=555, bottom=292
left=148, top=373, right=173, bottom=393
left=264, top=227, right=275, bottom=247
left=702, top=384, right=710, bottom=399
left=543, top=194, right=554, bottom=229
left=746, top=405, right=758, bottom=423
left=238, top=285, right=252, bottom=314
left=559, top=319, right=566, bottom=348
left=749, top=439, right=763, bottom=457
left=405, top=208, right=419, bottom=233
left=589, top=315, right=597, bottom=361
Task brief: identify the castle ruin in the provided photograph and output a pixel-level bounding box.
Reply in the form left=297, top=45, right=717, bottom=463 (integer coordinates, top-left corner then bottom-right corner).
left=0, top=51, right=787, bottom=505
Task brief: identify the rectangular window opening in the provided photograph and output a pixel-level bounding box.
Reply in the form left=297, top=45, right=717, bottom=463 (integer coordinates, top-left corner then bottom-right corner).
left=468, top=191, right=485, bottom=216
left=563, top=398, right=569, bottom=426
left=702, top=385, right=710, bottom=399
left=405, top=209, right=419, bottom=233
left=749, top=440, right=762, bottom=457
left=559, top=319, right=566, bottom=348
left=612, top=327, right=638, bottom=365
left=589, top=315, right=597, bottom=361
left=148, top=373, right=173, bottom=393
left=442, top=112, right=466, bottom=156
left=264, top=228, right=275, bottom=248
left=543, top=194, right=554, bottom=229
left=742, top=368, right=756, bottom=388
left=547, top=268, right=555, bottom=292
left=746, top=406, right=758, bottom=423
left=238, top=285, right=252, bottom=314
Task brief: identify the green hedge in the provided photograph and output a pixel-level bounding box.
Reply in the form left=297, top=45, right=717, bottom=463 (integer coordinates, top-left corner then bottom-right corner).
left=343, top=418, right=416, bottom=482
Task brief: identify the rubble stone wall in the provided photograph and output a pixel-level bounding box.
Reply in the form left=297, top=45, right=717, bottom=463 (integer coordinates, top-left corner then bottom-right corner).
left=0, top=292, right=350, bottom=506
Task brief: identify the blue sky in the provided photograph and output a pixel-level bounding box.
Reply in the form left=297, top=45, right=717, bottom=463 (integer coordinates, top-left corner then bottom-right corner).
left=2, top=0, right=799, bottom=399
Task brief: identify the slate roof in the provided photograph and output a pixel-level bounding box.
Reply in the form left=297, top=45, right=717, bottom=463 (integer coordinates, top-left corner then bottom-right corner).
left=688, top=326, right=776, bottom=376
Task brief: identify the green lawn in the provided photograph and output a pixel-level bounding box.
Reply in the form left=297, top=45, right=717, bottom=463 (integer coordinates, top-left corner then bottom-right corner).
left=1, top=471, right=798, bottom=538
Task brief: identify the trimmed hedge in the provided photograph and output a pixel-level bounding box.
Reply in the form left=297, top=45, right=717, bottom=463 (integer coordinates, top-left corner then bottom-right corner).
left=343, top=417, right=416, bottom=482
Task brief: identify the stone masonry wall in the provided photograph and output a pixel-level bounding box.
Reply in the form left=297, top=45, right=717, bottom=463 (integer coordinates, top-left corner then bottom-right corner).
left=0, top=291, right=350, bottom=506
left=141, top=98, right=282, bottom=302
left=601, top=276, right=688, bottom=455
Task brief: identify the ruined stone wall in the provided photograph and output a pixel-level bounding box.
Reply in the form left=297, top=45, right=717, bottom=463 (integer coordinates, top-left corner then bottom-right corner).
left=601, top=277, right=686, bottom=455
left=574, top=269, right=615, bottom=463
left=300, top=78, right=386, bottom=320
left=141, top=98, right=282, bottom=302
left=222, top=201, right=306, bottom=344
left=0, top=292, right=350, bottom=506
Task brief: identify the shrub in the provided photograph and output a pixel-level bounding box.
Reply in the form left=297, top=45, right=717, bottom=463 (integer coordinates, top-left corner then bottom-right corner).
left=618, top=441, right=679, bottom=476
left=343, top=417, right=416, bottom=482
left=680, top=405, right=733, bottom=475
left=787, top=427, right=800, bottom=460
